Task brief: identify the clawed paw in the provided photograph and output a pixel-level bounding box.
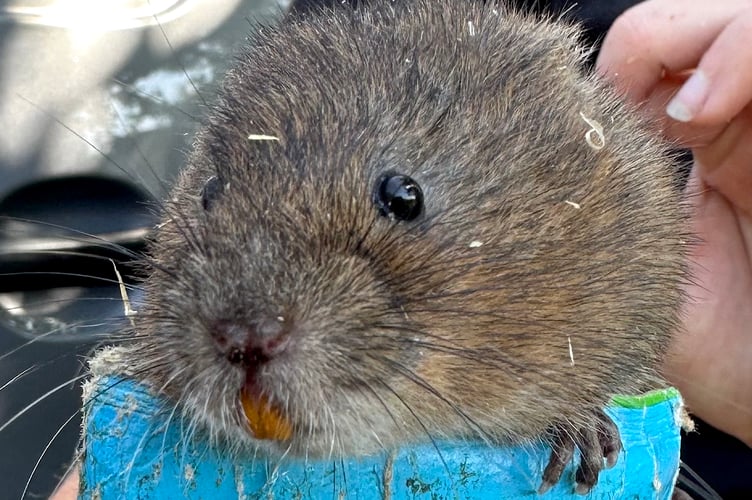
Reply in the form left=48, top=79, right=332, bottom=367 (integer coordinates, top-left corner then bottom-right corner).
left=538, top=409, right=622, bottom=495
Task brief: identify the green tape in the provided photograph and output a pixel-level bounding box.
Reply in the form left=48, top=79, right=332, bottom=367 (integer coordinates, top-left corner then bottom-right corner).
left=611, top=387, right=680, bottom=409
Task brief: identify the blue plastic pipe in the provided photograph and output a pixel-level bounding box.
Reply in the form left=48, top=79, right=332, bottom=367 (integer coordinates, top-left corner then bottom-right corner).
left=79, top=376, right=682, bottom=499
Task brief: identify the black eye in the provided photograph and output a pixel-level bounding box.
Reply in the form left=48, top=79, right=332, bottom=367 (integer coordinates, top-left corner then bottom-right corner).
left=201, top=176, right=224, bottom=210
left=373, top=172, right=424, bottom=221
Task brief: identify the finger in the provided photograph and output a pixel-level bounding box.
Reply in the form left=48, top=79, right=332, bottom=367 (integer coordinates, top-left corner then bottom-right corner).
left=596, top=0, right=752, bottom=101
left=666, top=10, right=752, bottom=126
left=665, top=170, right=752, bottom=444
left=49, top=466, right=79, bottom=500
left=695, top=107, right=752, bottom=217
left=639, top=77, right=726, bottom=148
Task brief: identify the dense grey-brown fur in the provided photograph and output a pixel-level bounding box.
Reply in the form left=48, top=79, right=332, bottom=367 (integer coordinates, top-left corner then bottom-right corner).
left=124, top=0, right=688, bottom=490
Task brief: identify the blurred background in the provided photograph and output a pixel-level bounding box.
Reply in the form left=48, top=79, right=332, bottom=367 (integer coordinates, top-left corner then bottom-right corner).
left=0, top=1, right=287, bottom=497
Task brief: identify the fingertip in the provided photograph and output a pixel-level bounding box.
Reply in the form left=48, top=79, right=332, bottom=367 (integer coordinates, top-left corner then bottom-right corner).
left=665, top=100, right=693, bottom=123
left=666, top=70, right=710, bottom=123
left=596, top=0, right=743, bottom=109
left=595, top=2, right=669, bottom=102
left=686, top=9, right=752, bottom=126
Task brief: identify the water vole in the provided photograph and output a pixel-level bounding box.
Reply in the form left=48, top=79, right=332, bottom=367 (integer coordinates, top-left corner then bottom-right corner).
left=117, top=0, right=689, bottom=493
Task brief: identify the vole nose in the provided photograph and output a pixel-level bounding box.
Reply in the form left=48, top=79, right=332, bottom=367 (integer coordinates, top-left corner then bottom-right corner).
left=210, top=317, right=290, bottom=366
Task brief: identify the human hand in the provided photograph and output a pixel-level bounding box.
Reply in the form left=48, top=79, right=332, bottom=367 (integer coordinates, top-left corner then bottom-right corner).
left=597, top=0, right=752, bottom=445
left=49, top=466, right=78, bottom=500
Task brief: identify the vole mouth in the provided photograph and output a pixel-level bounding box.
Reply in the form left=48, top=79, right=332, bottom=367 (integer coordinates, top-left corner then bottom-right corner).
left=239, top=384, right=293, bottom=442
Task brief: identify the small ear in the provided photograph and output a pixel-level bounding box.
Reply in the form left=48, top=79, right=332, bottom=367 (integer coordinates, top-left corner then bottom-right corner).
left=200, top=176, right=225, bottom=211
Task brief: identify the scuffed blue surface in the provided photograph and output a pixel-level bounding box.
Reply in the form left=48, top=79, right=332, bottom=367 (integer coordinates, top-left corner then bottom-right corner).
left=80, top=376, right=682, bottom=499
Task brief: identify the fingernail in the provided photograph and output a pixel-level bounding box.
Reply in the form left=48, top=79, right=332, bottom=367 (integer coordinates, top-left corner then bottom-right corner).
left=666, top=69, right=709, bottom=122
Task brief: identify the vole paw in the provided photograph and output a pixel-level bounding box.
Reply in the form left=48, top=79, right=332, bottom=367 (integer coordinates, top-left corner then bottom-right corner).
left=538, top=409, right=622, bottom=495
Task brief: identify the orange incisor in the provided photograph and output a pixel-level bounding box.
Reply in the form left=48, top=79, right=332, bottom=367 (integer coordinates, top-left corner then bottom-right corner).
left=240, top=390, right=293, bottom=441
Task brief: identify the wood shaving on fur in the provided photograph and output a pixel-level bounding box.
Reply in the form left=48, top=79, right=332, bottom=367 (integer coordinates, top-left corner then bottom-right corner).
left=579, top=111, right=605, bottom=150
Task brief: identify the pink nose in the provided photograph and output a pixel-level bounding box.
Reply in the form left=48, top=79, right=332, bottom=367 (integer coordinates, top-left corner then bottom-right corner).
left=209, top=317, right=290, bottom=367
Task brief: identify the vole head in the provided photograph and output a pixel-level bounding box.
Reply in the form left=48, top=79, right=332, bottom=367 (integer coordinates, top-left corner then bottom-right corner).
left=131, top=1, right=686, bottom=457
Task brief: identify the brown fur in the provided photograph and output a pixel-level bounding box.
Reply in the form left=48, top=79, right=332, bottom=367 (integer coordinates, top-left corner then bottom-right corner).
left=125, top=0, right=688, bottom=467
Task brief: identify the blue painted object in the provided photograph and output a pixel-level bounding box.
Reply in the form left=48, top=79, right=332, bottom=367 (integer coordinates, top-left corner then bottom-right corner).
left=79, top=376, right=682, bottom=499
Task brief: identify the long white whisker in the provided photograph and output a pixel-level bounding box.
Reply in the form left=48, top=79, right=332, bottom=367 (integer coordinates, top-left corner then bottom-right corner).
left=0, top=374, right=88, bottom=435
left=20, top=409, right=80, bottom=500
left=0, top=366, right=34, bottom=392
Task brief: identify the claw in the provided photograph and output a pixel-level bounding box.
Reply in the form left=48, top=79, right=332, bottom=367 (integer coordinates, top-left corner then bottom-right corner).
left=539, top=410, right=622, bottom=495
left=597, top=412, right=621, bottom=469
left=540, top=432, right=575, bottom=494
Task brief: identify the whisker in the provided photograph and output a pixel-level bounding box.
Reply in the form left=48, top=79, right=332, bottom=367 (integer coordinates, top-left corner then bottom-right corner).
left=0, top=373, right=88, bottom=435
left=0, top=278, right=145, bottom=296
left=109, top=97, right=176, bottom=201
left=361, top=322, right=569, bottom=399
left=50, top=458, right=81, bottom=500
left=0, top=215, right=146, bottom=262
left=21, top=409, right=81, bottom=500
left=0, top=271, right=140, bottom=288
left=677, top=461, right=722, bottom=500
left=0, top=367, right=34, bottom=392
left=1, top=296, right=144, bottom=315
left=13, top=95, right=161, bottom=201
left=371, top=354, right=493, bottom=445
left=146, top=0, right=208, bottom=108
left=0, top=215, right=181, bottom=280
left=1, top=346, right=101, bottom=392
left=111, top=77, right=202, bottom=123
left=373, top=377, right=454, bottom=487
